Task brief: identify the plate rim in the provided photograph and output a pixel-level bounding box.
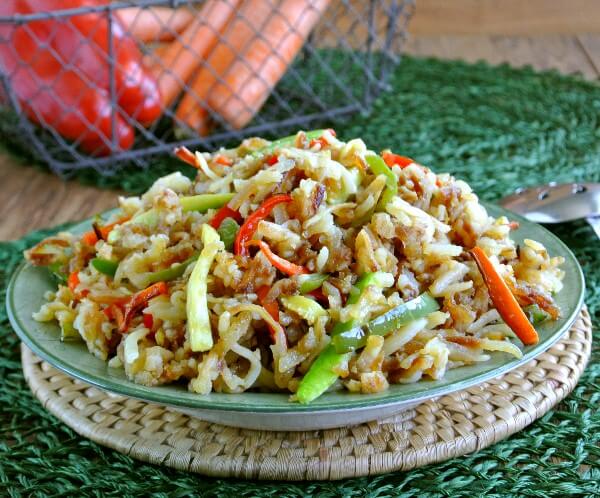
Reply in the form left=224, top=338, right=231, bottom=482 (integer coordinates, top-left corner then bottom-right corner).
left=7, top=204, right=586, bottom=414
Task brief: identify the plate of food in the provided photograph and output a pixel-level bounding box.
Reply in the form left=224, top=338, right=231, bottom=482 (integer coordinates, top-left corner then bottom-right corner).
left=7, top=130, right=584, bottom=431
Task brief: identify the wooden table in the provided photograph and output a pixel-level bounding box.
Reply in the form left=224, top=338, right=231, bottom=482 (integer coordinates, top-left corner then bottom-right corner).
left=1, top=34, right=599, bottom=241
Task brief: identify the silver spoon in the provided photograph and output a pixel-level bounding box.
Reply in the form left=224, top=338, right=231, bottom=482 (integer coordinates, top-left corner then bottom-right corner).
left=499, top=182, right=600, bottom=239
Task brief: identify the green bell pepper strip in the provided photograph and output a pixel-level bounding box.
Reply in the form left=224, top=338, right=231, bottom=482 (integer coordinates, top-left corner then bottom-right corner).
left=107, top=194, right=234, bottom=244
left=365, top=154, right=397, bottom=211
left=524, top=304, right=550, bottom=325
left=142, top=253, right=199, bottom=287
left=216, top=217, right=239, bottom=251
left=297, top=273, right=329, bottom=294
left=91, top=258, right=119, bottom=277
left=254, top=129, right=327, bottom=157
left=331, top=293, right=440, bottom=353
left=48, top=262, right=67, bottom=284
left=179, top=193, right=235, bottom=212
left=295, top=272, right=386, bottom=404
left=296, top=344, right=351, bottom=404
left=187, top=225, right=224, bottom=352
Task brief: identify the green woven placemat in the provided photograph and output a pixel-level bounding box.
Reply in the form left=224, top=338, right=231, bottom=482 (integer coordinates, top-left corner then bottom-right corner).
left=2, top=56, right=600, bottom=496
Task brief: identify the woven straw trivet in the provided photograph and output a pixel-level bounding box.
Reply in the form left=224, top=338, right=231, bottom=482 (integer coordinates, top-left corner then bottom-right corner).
left=21, top=307, right=591, bottom=481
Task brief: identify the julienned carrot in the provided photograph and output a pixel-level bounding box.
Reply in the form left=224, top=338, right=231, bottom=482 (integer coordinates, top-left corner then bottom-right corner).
left=207, top=0, right=331, bottom=131
left=174, top=0, right=273, bottom=134
left=116, top=7, right=194, bottom=43
left=470, top=246, right=539, bottom=346
left=151, top=0, right=240, bottom=109
left=246, top=240, right=308, bottom=276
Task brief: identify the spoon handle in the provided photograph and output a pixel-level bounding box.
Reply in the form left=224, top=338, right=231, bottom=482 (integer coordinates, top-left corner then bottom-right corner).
left=586, top=216, right=600, bottom=240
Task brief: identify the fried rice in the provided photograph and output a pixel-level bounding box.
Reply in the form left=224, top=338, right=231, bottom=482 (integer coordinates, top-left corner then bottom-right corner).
left=26, top=129, right=565, bottom=402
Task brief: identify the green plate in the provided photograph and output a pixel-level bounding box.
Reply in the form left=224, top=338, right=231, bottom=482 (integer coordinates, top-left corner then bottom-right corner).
left=6, top=204, right=585, bottom=431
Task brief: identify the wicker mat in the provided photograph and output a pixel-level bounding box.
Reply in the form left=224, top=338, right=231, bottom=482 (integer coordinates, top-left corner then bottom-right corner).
left=20, top=307, right=591, bottom=481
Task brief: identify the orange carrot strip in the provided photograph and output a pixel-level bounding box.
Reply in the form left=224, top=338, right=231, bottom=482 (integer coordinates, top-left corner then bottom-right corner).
left=207, top=0, right=331, bottom=130
left=98, top=215, right=131, bottom=240
left=245, top=240, right=308, bottom=276
left=256, top=285, right=280, bottom=343
left=67, top=271, right=80, bottom=292
left=151, top=0, right=240, bottom=109
left=81, top=231, right=98, bottom=246
left=174, top=146, right=197, bottom=167
left=117, top=7, right=194, bottom=43
left=174, top=0, right=268, bottom=134
left=470, top=246, right=539, bottom=346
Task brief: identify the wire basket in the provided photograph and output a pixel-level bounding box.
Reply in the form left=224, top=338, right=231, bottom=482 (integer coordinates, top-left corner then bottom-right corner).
left=0, top=0, right=414, bottom=175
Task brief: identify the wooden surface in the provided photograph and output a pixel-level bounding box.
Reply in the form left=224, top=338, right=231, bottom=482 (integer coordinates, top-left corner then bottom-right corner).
left=1, top=34, right=599, bottom=241
left=411, top=0, right=600, bottom=35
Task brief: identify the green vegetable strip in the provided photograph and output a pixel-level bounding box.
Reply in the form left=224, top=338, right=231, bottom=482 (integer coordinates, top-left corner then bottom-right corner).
left=332, top=293, right=439, bottom=353
left=524, top=304, right=550, bottom=325
left=47, top=262, right=67, bottom=284
left=187, top=225, right=223, bottom=353
left=365, top=154, right=397, bottom=210
left=108, top=194, right=234, bottom=244
left=295, top=345, right=351, bottom=404
left=255, top=129, right=327, bottom=156
left=91, top=258, right=119, bottom=277
left=298, top=273, right=329, bottom=294
left=142, top=253, right=199, bottom=286
left=216, top=217, right=240, bottom=251
left=180, top=193, right=234, bottom=212
left=296, top=272, right=383, bottom=404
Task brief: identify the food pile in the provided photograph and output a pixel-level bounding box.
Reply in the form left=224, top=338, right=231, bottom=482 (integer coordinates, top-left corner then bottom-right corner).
left=26, top=130, right=564, bottom=402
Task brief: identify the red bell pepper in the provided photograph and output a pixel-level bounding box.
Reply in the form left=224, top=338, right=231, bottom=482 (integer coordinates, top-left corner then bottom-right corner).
left=382, top=152, right=414, bottom=168
left=234, top=194, right=292, bottom=256
left=209, top=205, right=242, bottom=229
left=120, top=281, right=168, bottom=333
left=245, top=240, right=308, bottom=276
left=0, top=0, right=161, bottom=155
left=25, top=0, right=162, bottom=125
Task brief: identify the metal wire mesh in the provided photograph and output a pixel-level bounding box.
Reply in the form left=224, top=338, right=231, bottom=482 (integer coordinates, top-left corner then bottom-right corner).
left=0, top=0, right=414, bottom=175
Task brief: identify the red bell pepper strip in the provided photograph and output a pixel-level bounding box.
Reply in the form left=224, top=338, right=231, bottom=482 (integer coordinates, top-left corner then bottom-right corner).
left=256, top=285, right=280, bottom=343
left=245, top=240, right=308, bottom=276
left=234, top=194, right=292, bottom=256
left=382, top=152, right=414, bottom=168
left=120, top=281, right=168, bottom=333
left=210, top=205, right=243, bottom=229
left=470, top=246, right=539, bottom=346
left=142, top=312, right=154, bottom=330
left=264, top=155, right=279, bottom=166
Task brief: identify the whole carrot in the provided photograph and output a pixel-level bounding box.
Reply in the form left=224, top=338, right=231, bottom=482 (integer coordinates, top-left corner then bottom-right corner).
left=208, top=0, right=331, bottom=130
left=151, top=0, right=240, bottom=110
left=174, top=0, right=272, bottom=134
left=117, top=7, right=194, bottom=43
